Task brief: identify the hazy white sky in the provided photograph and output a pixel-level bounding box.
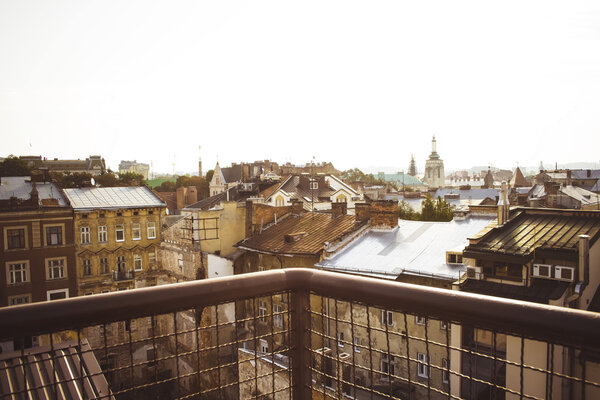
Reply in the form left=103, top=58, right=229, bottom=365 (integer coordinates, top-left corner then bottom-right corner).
left=1, top=1, right=599, bottom=174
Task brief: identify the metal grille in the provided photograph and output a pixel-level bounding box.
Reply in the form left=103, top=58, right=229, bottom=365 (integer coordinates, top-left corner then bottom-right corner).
left=1, top=269, right=599, bottom=399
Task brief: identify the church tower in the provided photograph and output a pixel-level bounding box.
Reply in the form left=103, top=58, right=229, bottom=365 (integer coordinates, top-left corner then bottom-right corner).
left=408, top=154, right=417, bottom=176
left=423, top=135, right=445, bottom=189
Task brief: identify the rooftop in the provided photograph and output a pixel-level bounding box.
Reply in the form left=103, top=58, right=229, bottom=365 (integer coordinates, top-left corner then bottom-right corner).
left=464, top=208, right=600, bottom=261
left=316, top=217, right=494, bottom=281
left=237, top=212, right=362, bottom=256
left=0, top=176, right=67, bottom=206
left=63, top=186, right=166, bottom=210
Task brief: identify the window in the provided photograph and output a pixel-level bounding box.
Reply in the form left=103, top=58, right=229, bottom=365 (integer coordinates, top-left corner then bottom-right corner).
left=9, top=294, right=31, bottom=305
left=258, top=266, right=265, bottom=272
left=98, top=225, right=108, bottom=243
left=258, top=300, right=267, bottom=322
left=100, top=257, right=109, bottom=274
left=80, top=226, right=90, bottom=244
left=273, top=304, right=283, bottom=328
left=259, top=339, right=269, bottom=353
left=178, top=259, right=183, bottom=271
left=6, top=228, right=26, bottom=249
left=101, top=290, right=110, bottom=294
left=47, top=258, right=65, bottom=279
left=84, top=292, right=93, bottom=296
left=442, top=358, right=450, bottom=384
left=115, top=225, right=124, bottom=242
left=147, top=222, right=156, bottom=239
left=275, top=196, right=284, bottom=207
left=45, top=226, right=62, bottom=246
left=354, top=337, right=360, bottom=353
left=415, top=316, right=426, bottom=326
left=440, top=321, right=448, bottom=330
left=310, top=181, right=318, bottom=190
left=336, top=194, right=347, bottom=203
left=47, top=289, right=69, bottom=301
left=381, top=354, right=395, bottom=377
left=132, top=223, right=141, bottom=240
left=417, top=353, right=429, bottom=378
left=134, top=254, right=143, bottom=271
left=7, top=262, right=28, bottom=284
left=337, top=332, right=344, bottom=348
left=382, top=310, right=393, bottom=326
left=117, top=255, right=126, bottom=272
left=83, top=259, right=92, bottom=276
left=148, top=252, right=156, bottom=269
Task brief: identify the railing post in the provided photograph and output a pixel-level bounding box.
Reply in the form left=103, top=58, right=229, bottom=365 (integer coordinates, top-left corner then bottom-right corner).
left=291, top=288, right=311, bottom=399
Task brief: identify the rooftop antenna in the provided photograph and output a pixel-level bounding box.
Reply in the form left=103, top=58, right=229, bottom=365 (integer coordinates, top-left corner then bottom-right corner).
left=172, top=154, right=176, bottom=176
left=150, top=160, right=154, bottom=180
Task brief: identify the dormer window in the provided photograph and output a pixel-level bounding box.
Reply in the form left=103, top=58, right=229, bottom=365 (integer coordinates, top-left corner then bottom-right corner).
left=310, top=181, right=318, bottom=190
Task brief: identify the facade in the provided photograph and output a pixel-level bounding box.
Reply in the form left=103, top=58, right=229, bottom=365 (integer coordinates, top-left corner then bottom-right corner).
left=118, top=160, right=150, bottom=180
left=19, top=155, right=106, bottom=176
left=457, top=207, right=600, bottom=399
left=528, top=183, right=600, bottom=210
left=62, top=186, right=166, bottom=295
left=0, top=176, right=77, bottom=308
left=423, top=136, right=445, bottom=189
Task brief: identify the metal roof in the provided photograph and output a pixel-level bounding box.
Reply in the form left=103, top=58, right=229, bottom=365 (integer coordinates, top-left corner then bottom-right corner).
left=0, top=177, right=67, bottom=206
left=63, top=186, right=165, bottom=210
left=464, top=208, right=600, bottom=260
left=316, top=217, right=494, bottom=281
left=0, top=339, right=113, bottom=399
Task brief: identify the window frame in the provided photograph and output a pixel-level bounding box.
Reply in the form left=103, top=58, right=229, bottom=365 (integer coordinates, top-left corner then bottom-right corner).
left=132, top=223, right=141, bottom=241
left=147, top=222, right=156, bottom=239
left=381, top=353, right=395, bottom=378
left=100, top=257, right=109, bottom=274
left=382, top=310, right=394, bottom=326
left=4, top=226, right=28, bottom=250
left=45, top=224, right=64, bottom=246
left=6, top=261, right=29, bottom=284
left=258, top=300, right=267, bottom=322
left=442, top=358, right=450, bottom=384
left=417, top=353, right=429, bottom=378
left=415, top=315, right=426, bottom=326
left=47, top=288, right=69, bottom=301
left=273, top=304, right=283, bottom=328
left=134, top=254, right=143, bottom=271
left=47, top=257, right=67, bottom=280
left=8, top=294, right=31, bottom=305
left=98, top=225, right=108, bottom=243
left=80, top=226, right=91, bottom=244
left=82, top=258, right=92, bottom=276
left=115, top=224, right=125, bottom=242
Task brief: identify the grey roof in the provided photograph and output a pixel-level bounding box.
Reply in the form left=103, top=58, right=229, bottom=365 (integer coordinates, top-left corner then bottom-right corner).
left=571, top=169, right=600, bottom=180
left=316, top=217, right=494, bottom=281
left=63, top=186, right=165, bottom=210
left=0, top=339, right=113, bottom=399
left=0, top=176, right=67, bottom=206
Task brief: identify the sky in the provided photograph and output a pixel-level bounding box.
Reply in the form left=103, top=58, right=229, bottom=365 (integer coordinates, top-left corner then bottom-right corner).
left=1, top=1, right=600, bottom=175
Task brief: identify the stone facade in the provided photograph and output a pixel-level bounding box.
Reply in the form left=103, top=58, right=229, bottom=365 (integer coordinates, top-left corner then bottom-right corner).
left=424, top=136, right=445, bottom=189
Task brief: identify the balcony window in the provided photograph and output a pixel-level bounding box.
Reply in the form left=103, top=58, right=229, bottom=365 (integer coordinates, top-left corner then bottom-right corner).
left=147, top=222, right=156, bottom=239
left=117, top=256, right=126, bottom=272
left=116, top=225, right=125, bottom=242
left=100, top=257, right=109, bottom=274
left=45, top=226, right=62, bottom=246
left=7, top=262, right=29, bottom=284
left=98, top=225, right=108, bottom=243
left=7, top=228, right=26, bottom=249
left=132, top=223, right=141, bottom=241
left=47, top=258, right=65, bottom=279
left=80, top=226, right=90, bottom=244
left=134, top=254, right=143, bottom=271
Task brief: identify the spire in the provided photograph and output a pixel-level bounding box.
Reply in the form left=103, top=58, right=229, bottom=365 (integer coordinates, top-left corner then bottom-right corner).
left=432, top=135, right=437, bottom=154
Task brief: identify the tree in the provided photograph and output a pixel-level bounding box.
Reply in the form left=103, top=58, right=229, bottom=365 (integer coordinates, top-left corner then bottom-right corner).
left=52, top=172, right=93, bottom=188
left=118, top=172, right=145, bottom=186
left=398, top=200, right=418, bottom=220
left=0, top=155, right=31, bottom=177
left=94, top=172, right=119, bottom=187
left=398, top=195, right=454, bottom=222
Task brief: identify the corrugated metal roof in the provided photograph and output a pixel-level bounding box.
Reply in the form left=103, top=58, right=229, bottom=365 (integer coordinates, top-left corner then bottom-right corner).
left=316, top=218, right=493, bottom=280
left=0, top=177, right=67, bottom=206
left=464, top=208, right=600, bottom=259
left=63, top=186, right=165, bottom=210
left=0, top=339, right=113, bottom=399
left=238, top=213, right=361, bottom=255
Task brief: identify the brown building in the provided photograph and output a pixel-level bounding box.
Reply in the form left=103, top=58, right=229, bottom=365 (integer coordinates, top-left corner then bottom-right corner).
left=0, top=176, right=77, bottom=308
left=19, top=155, right=106, bottom=176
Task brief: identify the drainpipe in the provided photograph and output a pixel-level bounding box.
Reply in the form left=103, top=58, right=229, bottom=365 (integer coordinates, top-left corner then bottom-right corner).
left=565, top=235, right=589, bottom=306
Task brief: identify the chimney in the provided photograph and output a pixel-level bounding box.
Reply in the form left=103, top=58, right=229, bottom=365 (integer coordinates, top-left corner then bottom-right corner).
left=497, top=181, right=509, bottom=226
left=544, top=181, right=559, bottom=195
left=355, top=203, right=371, bottom=223
left=186, top=186, right=198, bottom=206
left=176, top=187, right=185, bottom=210
left=291, top=200, right=304, bottom=215
left=578, top=235, right=590, bottom=288
left=566, top=170, right=572, bottom=186
left=331, top=202, right=347, bottom=218
left=370, top=200, right=398, bottom=229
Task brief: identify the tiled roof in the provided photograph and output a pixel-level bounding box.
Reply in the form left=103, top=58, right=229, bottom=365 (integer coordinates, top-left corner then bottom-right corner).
left=238, top=213, right=361, bottom=255
left=0, top=339, right=112, bottom=399
left=464, top=208, right=600, bottom=261
left=63, top=186, right=166, bottom=210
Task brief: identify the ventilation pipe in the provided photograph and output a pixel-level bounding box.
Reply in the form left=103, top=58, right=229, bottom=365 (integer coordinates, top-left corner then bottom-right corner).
left=497, top=181, right=509, bottom=226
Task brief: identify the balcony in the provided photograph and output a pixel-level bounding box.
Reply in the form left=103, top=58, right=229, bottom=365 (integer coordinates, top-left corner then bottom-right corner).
left=1, top=269, right=599, bottom=399
left=112, top=269, right=134, bottom=281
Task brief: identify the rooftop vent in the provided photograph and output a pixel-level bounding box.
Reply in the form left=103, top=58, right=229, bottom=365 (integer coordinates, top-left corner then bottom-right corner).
left=284, top=232, right=307, bottom=243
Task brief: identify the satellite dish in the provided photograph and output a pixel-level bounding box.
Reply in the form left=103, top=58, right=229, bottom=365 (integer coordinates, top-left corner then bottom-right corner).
left=90, top=177, right=96, bottom=186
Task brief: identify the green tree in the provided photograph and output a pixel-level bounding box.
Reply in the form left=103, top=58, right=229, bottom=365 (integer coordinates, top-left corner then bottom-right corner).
left=433, top=196, right=454, bottom=222
left=94, top=172, right=119, bottom=187
left=52, top=172, right=93, bottom=188
left=420, top=195, right=436, bottom=221
left=0, top=155, right=31, bottom=177
left=398, top=200, right=418, bottom=220
left=118, top=172, right=145, bottom=186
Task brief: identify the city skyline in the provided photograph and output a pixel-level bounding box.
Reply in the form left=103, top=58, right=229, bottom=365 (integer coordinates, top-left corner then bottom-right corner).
left=1, top=1, right=600, bottom=173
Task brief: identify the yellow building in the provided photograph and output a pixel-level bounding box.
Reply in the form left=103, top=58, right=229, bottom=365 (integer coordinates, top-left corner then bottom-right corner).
left=63, top=186, right=166, bottom=294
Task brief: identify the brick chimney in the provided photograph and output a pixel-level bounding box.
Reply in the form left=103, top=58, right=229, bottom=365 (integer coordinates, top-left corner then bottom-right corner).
left=355, top=203, right=371, bottom=223
left=291, top=200, right=304, bottom=215
left=544, top=181, right=559, bottom=195
left=186, top=186, right=198, bottom=206
left=370, top=200, right=398, bottom=229
left=331, top=202, right=347, bottom=218
left=176, top=187, right=186, bottom=210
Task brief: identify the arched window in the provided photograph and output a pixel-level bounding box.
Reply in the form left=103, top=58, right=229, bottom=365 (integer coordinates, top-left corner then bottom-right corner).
left=275, top=196, right=284, bottom=207
left=336, top=194, right=347, bottom=203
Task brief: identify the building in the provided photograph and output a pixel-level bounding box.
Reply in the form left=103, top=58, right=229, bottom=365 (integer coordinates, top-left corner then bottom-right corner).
left=536, top=169, right=600, bottom=191
left=457, top=207, right=600, bottom=399
left=62, top=186, right=166, bottom=295
left=118, top=160, right=150, bottom=180
left=376, top=171, right=426, bottom=191
left=209, top=160, right=282, bottom=196
left=509, top=166, right=529, bottom=187
left=423, top=136, right=445, bottom=189
left=527, top=182, right=600, bottom=210
left=19, top=155, right=106, bottom=176
left=258, top=174, right=363, bottom=211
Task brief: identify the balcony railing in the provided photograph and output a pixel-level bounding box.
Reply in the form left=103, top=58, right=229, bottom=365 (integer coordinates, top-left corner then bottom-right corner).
left=112, top=269, right=133, bottom=281
left=1, top=268, right=599, bottom=399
